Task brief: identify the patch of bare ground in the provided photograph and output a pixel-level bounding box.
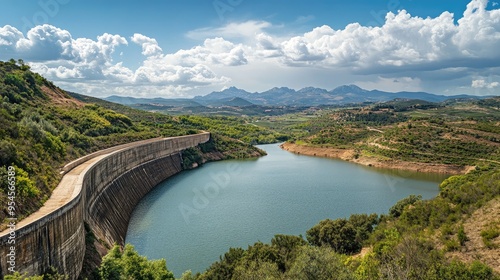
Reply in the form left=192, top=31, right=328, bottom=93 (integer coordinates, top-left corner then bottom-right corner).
left=447, top=197, right=500, bottom=274
left=280, top=142, right=354, bottom=161
left=367, top=137, right=397, bottom=151
left=280, top=142, right=470, bottom=175
left=442, top=132, right=461, bottom=141
left=41, top=85, right=85, bottom=107
left=367, top=126, right=384, bottom=133
left=352, top=247, right=372, bottom=259
left=458, top=104, right=491, bottom=112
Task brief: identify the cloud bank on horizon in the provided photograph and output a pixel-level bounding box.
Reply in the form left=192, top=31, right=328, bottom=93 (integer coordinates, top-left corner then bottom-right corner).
left=1, top=0, right=499, bottom=97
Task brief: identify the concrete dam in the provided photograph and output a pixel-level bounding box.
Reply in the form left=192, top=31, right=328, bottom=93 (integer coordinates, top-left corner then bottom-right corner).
left=0, top=132, right=210, bottom=278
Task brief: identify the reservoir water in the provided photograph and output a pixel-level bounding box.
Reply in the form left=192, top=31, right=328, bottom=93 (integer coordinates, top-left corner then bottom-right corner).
left=126, top=143, right=448, bottom=276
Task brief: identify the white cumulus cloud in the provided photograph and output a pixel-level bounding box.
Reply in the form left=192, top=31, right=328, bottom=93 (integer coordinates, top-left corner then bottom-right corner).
left=165, top=37, right=248, bottom=66
left=0, top=24, right=231, bottom=95
left=0, top=25, right=24, bottom=47
left=1, top=0, right=500, bottom=97
left=272, top=1, right=500, bottom=73
left=131, top=33, right=163, bottom=56
left=471, top=79, right=500, bottom=88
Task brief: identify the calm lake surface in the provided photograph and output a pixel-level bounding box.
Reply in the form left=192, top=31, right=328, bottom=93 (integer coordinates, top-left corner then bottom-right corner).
left=126, top=143, right=448, bottom=277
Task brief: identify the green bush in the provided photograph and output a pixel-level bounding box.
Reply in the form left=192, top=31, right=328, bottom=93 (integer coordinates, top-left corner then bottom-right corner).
left=15, top=167, right=39, bottom=198
left=198, top=247, right=245, bottom=280
left=232, top=260, right=282, bottom=280
left=481, top=224, right=500, bottom=249
left=43, top=133, right=66, bottom=158
left=458, top=224, right=468, bottom=246
left=271, top=234, right=307, bottom=271
left=181, top=147, right=203, bottom=169
left=99, top=244, right=174, bottom=280
left=306, top=218, right=361, bottom=254
left=389, top=194, right=422, bottom=218
left=285, top=246, right=354, bottom=280
left=436, top=260, right=498, bottom=280
left=348, top=213, right=379, bottom=244
left=0, top=140, right=16, bottom=165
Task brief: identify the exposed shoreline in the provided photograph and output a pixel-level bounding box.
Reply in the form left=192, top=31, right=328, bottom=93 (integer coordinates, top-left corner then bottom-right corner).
left=280, top=142, right=473, bottom=175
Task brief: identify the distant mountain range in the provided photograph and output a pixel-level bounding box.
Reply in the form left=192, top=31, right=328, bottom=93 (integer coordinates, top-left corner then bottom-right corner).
left=105, top=85, right=487, bottom=107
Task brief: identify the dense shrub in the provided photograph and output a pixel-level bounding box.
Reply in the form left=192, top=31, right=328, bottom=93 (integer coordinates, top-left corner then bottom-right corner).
left=99, top=244, right=174, bottom=280
left=389, top=194, right=422, bottom=218
left=306, top=218, right=362, bottom=254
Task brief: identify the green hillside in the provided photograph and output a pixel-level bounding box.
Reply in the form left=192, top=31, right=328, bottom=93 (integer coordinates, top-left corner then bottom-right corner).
left=69, top=91, right=289, bottom=145
left=290, top=98, right=500, bottom=167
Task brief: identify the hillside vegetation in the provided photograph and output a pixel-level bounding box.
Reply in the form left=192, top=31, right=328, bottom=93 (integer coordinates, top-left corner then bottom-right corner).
left=72, top=92, right=291, bottom=145
left=0, top=59, right=263, bottom=230
left=289, top=98, right=500, bottom=167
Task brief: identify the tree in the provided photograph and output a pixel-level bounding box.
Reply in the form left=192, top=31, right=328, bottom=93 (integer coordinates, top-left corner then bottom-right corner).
left=285, top=246, right=354, bottom=280
left=458, top=224, right=468, bottom=246
left=348, top=213, right=379, bottom=244
left=179, top=270, right=198, bottom=280
left=271, top=234, right=307, bottom=271
left=378, top=236, right=442, bottom=280
left=435, top=260, right=497, bottom=280
left=389, top=194, right=422, bottom=218
left=306, top=218, right=361, bottom=254
left=198, top=247, right=245, bottom=280
left=99, top=244, right=174, bottom=280
left=232, top=260, right=283, bottom=280
left=0, top=140, right=16, bottom=166
left=243, top=242, right=279, bottom=265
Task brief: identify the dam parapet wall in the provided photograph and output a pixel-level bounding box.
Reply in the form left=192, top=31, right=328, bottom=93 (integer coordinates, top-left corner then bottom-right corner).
left=0, top=132, right=210, bottom=278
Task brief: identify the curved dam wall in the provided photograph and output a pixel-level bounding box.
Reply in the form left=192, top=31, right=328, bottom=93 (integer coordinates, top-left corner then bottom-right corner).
left=0, top=133, right=210, bottom=278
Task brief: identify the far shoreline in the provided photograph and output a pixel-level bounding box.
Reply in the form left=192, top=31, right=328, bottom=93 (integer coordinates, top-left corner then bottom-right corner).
left=280, top=142, right=474, bottom=176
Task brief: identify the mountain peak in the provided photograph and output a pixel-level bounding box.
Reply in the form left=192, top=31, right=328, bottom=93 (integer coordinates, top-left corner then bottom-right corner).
left=270, top=86, right=293, bottom=91
left=262, top=87, right=295, bottom=94
left=222, top=86, right=247, bottom=93
left=195, top=86, right=251, bottom=101
left=331, top=84, right=366, bottom=94
left=298, top=87, right=329, bottom=94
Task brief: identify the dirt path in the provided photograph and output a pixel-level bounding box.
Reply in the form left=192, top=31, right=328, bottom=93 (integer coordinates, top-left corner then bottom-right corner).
left=367, top=126, right=384, bottom=133
left=280, top=142, right=470, bottom=175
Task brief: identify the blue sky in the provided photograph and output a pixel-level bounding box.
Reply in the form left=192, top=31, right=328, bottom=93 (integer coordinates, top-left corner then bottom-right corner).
left=1, top=0, right=499, bottom=97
